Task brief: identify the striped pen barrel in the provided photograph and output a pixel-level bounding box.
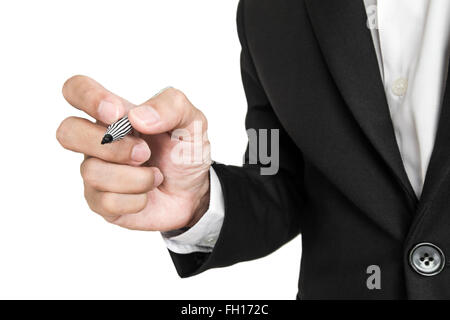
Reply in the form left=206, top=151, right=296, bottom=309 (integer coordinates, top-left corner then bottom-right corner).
left=101, top=116, right=133, bottom=144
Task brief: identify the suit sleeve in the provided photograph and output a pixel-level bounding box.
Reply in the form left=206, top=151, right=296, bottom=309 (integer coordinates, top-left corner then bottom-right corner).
left=168, top=0, right=305, bottom=277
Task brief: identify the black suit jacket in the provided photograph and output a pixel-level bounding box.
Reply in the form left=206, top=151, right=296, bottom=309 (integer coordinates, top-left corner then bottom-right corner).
left=169, top=0, right=450, bottom=299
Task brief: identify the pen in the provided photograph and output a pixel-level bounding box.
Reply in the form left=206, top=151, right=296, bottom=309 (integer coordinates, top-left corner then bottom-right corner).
left=101, top=115, right=133, bottom=144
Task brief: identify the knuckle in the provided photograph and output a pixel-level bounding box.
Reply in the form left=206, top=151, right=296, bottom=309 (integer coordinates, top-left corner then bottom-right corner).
left=84, top=187, right=97, bottom=211
left=80, top=159, right=98, bottom=186
left=86, top=200, right=97, bottom=214
left=99, top=193, right=117, bottom=215
left=56, top=116, right=76, bottom=147
left=83, top=184, right=90, bottom=202
left=164, top=87, right=180, bottom=97
left=169, top=88, right=188, bottom=107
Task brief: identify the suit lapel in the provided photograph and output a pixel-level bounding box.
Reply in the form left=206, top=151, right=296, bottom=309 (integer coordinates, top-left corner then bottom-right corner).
left=419, top=59, right=450, bottom=206
left=304, top=0, right=417, bottom=204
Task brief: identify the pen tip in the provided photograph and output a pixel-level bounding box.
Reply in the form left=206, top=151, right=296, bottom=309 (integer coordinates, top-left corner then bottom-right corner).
left=101, top=134, right=113, bottom=145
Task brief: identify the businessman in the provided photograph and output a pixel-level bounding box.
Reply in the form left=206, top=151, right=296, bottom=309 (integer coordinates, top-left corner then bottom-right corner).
left=56, top=0, right=450, bottom=299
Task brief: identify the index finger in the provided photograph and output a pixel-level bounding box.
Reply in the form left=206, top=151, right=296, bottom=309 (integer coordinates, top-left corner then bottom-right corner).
left=62, top=75, right=133, bottom=124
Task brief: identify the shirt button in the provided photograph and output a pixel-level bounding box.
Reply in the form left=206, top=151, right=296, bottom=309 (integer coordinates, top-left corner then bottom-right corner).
left=409, top=242, right=445, bottom=276
left=392, top=77, right=408, bottom=96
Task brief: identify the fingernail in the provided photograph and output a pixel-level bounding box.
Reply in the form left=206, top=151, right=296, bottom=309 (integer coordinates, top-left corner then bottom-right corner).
left=132, top=105, right=160, bottom=126
left=131, top=142, right=150, bottom=162
left=98, top=100, right=121, bottom=124
left=153, top=169, right=164, bottom=187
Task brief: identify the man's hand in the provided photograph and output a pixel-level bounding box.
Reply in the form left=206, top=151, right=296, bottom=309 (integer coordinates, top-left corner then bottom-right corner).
left=56, top=75, right=211, bottom=231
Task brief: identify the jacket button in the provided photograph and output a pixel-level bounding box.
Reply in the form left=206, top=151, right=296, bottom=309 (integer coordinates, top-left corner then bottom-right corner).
left=409, top=243, right=445, bottom=276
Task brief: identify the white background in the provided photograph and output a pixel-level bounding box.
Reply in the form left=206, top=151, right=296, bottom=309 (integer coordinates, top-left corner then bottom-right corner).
left=0, top=0, right=301, bottom=299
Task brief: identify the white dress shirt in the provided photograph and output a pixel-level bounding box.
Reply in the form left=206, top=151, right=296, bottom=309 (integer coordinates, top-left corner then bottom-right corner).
left=164, top=0, right=450, bottom=254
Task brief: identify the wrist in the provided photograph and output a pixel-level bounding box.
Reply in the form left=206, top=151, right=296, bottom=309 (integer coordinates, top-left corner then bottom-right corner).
left=186, top=172, right=211, bottom=228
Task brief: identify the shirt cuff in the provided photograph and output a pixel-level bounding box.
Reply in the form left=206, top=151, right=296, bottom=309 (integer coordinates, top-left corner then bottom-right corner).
left=162, top=166, right=225, bottom=254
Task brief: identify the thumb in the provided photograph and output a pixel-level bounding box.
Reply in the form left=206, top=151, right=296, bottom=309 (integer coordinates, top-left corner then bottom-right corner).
left=127, top=87, right=207, bottom=136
